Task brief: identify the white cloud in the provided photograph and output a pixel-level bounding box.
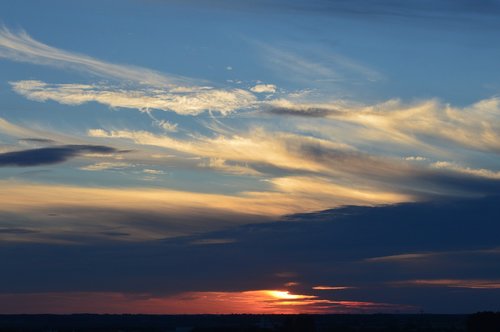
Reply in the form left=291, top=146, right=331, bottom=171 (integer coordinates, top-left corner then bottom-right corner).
left=250, top=84, right=277, bottom=94
left=156, top=120, right=178, bottom=132
left=0, top=26, right=187, bottom=87
left=431, top=161, right=500, bottom=179
left=255, top=41, right=383, bottom=84
left=80, top=162, right=131, bottom=171
left=11, top=80, right=257, bottom=116
left=142, top=169, right=166, bottom=175
left=404, top=156, right=427, bottom=161
left=1, top=27, right=260, bottom=116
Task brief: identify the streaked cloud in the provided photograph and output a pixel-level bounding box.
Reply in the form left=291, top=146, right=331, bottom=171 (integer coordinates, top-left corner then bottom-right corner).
left=87, top=127, right=354, bottom=174
left=256, top=41, right=383, bottom=84
left=394, top=279, right=500, bottom=289
left=11, top=80, right=257, bottom=116
left=0, top=26, right=185, bottom=87
left=366, top=253, right=435, bottom=263
left=431, top=161, right=500, bottom=180
left=271, top=97, right=500, bottom=154
left=312, top=286, right=353, bottom=291
left=79, top=161, right=131, bottom=171
left=198, top=158, right=262, bottom=176
left=189, top=238, right=236, bottom=245
left=0, top=174, right=410, bottom=243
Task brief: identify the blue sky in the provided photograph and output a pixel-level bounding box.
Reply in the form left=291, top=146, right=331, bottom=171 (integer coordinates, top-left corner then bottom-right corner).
left=1, top=0, right=500, bottom=313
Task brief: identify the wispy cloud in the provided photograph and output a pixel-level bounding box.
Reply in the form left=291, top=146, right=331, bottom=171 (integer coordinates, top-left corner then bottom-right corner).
left=11, top=80, right=257, bottom=116
left=272, top=97, right=500, bottom=154
left=84, top=119, right=500, bottom=206
left=1, top=27, right=261, bottom=117
left=366, top=253, right=435, bottom=263
left=256, top=41, right=383, bottom=84
left=79, top=161, right=132, bottom=171
left=394, top=279, right=500, bottom=289
left=0, top=26, right=186, bottom=87
left=431, top=161, right=500, bottom=180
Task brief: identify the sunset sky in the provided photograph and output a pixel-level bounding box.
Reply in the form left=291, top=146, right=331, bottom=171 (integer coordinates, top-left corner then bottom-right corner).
left=1, top=0, right=500, bottom=314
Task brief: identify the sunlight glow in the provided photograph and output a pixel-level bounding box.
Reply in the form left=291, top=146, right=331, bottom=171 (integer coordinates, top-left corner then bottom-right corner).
left=266, top=290, right=316, bottom=300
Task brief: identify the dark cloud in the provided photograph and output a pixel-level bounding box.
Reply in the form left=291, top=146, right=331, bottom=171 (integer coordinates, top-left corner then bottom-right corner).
left=1, top=195, right=499, bottom=312
left=267, top=107, right=338, bottom=117
left=100, top=231, right=131, bottom=237
left=18, top=138, right=56, bottom=144
left=0, top=228, right=38, bottom=234
left=0, top=145, right=118, bottom=167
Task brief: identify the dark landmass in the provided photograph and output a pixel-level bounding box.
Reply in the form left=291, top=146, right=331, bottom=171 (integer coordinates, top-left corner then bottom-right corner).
left=0, top=313, right=499, bottom=332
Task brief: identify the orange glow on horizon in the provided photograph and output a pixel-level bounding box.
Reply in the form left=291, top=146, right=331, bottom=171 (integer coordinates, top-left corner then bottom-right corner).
left=0, top=290, right=409, bottom=314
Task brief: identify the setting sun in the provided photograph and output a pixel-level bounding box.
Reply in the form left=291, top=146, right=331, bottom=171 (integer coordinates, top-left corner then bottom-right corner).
left=265, top=290, right=315, bottom=300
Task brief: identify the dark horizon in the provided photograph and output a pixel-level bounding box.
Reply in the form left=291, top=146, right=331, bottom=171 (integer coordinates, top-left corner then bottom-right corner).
left=0, top=313, right=486, bottom=332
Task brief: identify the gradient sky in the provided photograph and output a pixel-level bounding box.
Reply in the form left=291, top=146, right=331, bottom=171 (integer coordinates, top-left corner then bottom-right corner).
left=1, top=0, right=500, bottom=314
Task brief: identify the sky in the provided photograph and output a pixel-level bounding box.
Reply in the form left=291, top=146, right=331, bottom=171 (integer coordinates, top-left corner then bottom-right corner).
left=0, top=0, right=500, bottom=314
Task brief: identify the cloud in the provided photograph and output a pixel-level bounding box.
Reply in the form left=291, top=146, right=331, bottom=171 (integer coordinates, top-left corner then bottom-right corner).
left=155, top=120, right=178, bottom=132
left=80, top=161, right=131, bottom=171
left=0, top=26, right=187, bottom=87
left=0, top=145, right=118, bottom=167
left=0, top=175, right=411, bottom=245
left=255, top=41, right=383, bottom=85
left=365, top=253, right=435, bottom=263
left=312, top=286, right=353, bottom=290
left=258, top=43, right=338, bottom=83
left=394, top=279, right=500, bottom=289
left=272, top=97, right=500, bottom=154
left=86, top=123, right=500, bottom=201
left=142, top=169, right=166, bottom=175
left=198, top=158, right=262, bottom=176
left=18, top=138, right=56, bottom=144
left=431, top=161, right=500, bottom=180
left=1, top=27, right=261, bottom=116
left=250, top=84, right=277, bottom=94
left=88, top=127, right=401, bottom=178
left=87, top=127, right=344, bottom=173
left=0, top=227, right=38, bottom=234
left=11, top=80, right=257, bottom=116
left=189, top=238, right=237, bottom=245
left=266, top=105, right=338, bottom=117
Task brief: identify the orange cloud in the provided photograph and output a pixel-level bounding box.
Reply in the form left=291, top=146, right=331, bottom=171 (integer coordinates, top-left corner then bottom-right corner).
left=394, top=279, right=500, bottom=289
left=312, top=286, right=353, bottom=290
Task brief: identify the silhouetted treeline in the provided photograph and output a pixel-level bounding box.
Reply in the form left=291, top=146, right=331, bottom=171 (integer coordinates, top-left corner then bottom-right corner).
left=1, top=313, right=497, bottom=332
left=466, top=312, right=500, bottom=332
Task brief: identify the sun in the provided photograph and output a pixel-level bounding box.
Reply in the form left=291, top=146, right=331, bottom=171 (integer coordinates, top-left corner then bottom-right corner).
left=266, top=290, right=315, bottom=300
